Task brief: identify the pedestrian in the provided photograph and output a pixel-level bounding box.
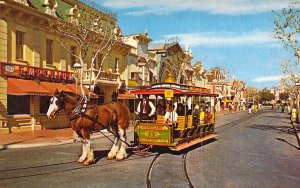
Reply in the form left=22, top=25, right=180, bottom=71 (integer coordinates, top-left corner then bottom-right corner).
left=248, top=103, right=252, bottom=114
left=292, top=105, right=297, bottom=122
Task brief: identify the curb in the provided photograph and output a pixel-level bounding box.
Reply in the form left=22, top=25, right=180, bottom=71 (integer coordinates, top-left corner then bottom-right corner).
left=0, top=132, right=108, bottom=149
left=0, top=129, right=135, bottom=149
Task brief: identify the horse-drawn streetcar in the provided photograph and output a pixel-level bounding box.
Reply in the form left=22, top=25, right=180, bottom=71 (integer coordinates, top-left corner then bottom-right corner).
left=46, top=81, right=218, bottom=165
left=130, top=82, right=218, bottom=151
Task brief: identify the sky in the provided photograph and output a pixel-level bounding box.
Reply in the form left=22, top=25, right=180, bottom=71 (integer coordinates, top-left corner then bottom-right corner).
left=99, top=0, right=294, bottom=89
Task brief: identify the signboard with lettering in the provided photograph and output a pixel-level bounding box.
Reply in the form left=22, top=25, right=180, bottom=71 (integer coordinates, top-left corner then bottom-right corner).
left=0, top=62, right=74, bottom=83
left=164, top=89, right=173, bottom=98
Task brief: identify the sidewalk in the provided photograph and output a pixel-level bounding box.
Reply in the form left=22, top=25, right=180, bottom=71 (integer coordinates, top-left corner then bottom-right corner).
left=0, top=128, right=109, bottom=149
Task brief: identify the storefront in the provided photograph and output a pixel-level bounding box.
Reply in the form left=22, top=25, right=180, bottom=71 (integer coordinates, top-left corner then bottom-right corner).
left=0, top=62, right=95, bottom=133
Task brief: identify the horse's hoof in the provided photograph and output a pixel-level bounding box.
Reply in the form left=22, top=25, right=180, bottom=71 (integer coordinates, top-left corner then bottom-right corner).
left=107, top=151, right=117, bottom=160
left=115, top=153, right=125, bottom=161
left=107, top=156, right=115, bottom=160
left=83, top=160, right=94, bottom=166
left=78, top=157, right=86, bottom=163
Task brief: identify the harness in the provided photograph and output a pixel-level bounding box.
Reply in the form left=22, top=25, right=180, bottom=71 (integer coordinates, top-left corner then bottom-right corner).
left=63, top=96, right=130, bottom=146
left=69, top=97, right=104, bottom=130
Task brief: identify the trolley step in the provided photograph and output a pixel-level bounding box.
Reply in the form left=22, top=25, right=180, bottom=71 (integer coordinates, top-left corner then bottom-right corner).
left=170, top=134, right=217, bottom=151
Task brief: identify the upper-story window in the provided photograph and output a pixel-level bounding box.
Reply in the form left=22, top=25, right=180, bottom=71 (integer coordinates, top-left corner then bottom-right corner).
left=149, top=71, right=153, bottom=82
left=44, top=0, right=58, bottom=17
left=70, top=45, right=76, bottom=67
left=16, top=31, right=24, bottom=60
left=15, top=0, right=29, bottom=6
left=115, top=58, right=119, bottom=73
left=46, top=39, right=53, bottom=65
left=130, top=72, right=135, bottom=79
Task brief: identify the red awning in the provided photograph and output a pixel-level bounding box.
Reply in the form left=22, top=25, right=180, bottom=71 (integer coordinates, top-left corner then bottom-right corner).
left=40, top=82, right=73, bottom=95
left=118, top=92, right=136, bottom=99
left=7, top=78, right=51, bottom=96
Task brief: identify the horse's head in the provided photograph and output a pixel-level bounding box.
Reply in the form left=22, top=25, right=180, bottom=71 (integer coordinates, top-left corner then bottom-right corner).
left=47, top=89, right=65, bottom=118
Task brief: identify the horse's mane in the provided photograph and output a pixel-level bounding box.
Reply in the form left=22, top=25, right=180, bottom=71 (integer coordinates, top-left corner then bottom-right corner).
left=62, top=91, right=81, bottom=101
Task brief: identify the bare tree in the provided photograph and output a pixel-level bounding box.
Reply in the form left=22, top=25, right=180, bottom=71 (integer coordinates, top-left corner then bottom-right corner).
left=158, top=50, right=193, bottom=84
left=48, top=5, right=121, bottom=97
left=273, top=0, right=300, bottom=86
left=246, top=86, right=259, bottom=103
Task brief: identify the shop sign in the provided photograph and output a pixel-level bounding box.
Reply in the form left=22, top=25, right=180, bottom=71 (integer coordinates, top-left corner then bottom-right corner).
left=0, top=62, right=74, bottom=83
left=5, top=65, right=14, bottom=72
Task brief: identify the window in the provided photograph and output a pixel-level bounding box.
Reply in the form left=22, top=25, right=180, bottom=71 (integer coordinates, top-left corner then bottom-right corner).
left=70, top=45, right=76, bottom=67
left=40, top=96, right=52, bottom=114
left=130, top=72, right=135, bottom=79
left=149, top=71, right=153, bottom=82
left=7, top=95, right=30, bottom=115
left=115, top=58, right=119, bottom=72
left=16, top=31, right=24, bottom=60
left=46, top=39, right=53, bottom=64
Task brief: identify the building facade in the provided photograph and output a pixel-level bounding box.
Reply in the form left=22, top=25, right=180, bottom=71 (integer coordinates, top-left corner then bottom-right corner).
left=0, top=0, right=130, bottom=133
left=122, top=32, right=157, bottom=89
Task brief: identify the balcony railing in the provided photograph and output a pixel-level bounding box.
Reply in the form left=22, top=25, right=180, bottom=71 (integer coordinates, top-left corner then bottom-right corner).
left=0, top=62, right=74, bottom=83
left=83, top=68, right=119, bottom=84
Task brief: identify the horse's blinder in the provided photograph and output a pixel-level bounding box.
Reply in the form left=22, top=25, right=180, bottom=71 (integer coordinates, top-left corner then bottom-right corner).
left=54, top=94, right=66, bottom=114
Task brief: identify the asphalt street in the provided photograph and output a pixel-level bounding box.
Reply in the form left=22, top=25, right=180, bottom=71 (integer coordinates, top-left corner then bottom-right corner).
left=0, top=107, right=299, bottom=188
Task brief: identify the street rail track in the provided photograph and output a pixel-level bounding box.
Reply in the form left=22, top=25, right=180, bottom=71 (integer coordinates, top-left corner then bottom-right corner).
left=182, top=152, right=194, bottom=188
left=146, top=152, right=194, bottom=188
left=146, top=153, right=160, bottom=188
left=145, top=109, right=272, bottom=188
left=0, top=153, right=154, bottom=181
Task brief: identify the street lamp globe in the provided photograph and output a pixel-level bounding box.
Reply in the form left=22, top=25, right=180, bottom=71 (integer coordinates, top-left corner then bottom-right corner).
left=72, top=61, right=82, bottom=94
left=73, top=61, right=82, bottom=70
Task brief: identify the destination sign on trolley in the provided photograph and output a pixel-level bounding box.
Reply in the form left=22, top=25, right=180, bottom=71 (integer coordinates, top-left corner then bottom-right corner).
left=164, top=89, right=173, bottom=98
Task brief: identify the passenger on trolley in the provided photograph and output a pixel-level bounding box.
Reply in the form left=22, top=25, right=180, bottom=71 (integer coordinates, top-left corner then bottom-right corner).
left=199, top=107, right=205, bottom=125
left=164, top=102, right=178, bottom=126
left=192, top=105, right=200, bottom=126
left=136, top=95, right=156, bottom=120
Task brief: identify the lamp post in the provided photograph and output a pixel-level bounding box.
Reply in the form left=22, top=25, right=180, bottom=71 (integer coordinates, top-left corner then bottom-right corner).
left=73, top=61, right=82, bottom=94
left=293, top=82, right=300, bottom=149
left=72, top=61, right=82, bottom=143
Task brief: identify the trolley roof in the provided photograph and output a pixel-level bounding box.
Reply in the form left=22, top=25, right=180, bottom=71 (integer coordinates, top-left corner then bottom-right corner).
left=130, top=82, right=218, bottom=97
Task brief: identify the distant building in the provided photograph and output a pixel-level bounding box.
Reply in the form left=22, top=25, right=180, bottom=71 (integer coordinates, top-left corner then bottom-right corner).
left=149, top=39, right=193, bottom=84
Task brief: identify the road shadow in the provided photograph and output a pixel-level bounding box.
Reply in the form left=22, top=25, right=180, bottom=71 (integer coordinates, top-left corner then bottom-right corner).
left=263, top=115, right=287, bottom=119
left=247, top=124, right=295, bottom=135
left=276, top=138, right=300, bottom=150
left=93, top=149, right=110, bottom=163
left=0, top=136, right=46, bottom=152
